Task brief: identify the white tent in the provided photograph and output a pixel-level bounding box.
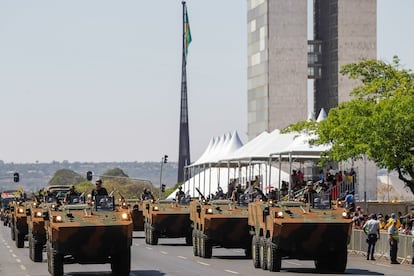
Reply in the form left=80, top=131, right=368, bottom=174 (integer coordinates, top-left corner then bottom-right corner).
left=167, top=164, right=290, bottom=199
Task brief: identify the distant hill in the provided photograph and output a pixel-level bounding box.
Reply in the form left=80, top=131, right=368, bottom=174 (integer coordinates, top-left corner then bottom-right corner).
left=0, top=161, right=178, bottom=193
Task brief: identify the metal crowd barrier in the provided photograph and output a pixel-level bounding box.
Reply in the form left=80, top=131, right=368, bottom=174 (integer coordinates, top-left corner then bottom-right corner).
left=349, top=229, right=413, bottom=264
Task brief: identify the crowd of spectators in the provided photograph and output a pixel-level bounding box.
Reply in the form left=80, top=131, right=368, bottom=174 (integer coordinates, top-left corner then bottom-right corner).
left=352, top=208, right=414, bottom=236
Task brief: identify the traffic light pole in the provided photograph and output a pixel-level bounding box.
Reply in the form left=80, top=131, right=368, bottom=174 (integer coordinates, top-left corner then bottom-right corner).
left=159, top=155, right=168, bottom=199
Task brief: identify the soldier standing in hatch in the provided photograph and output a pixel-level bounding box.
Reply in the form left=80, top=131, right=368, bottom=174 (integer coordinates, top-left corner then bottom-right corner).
left=91, top=179, right=108, bottom=198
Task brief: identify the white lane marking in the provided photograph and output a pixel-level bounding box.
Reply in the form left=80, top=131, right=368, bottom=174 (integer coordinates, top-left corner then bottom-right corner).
left=197, top=261, right=210, bottom=266
left=224, top=269, right=239, bottom=274
left=285, top=261, right=302, bottom=266
left=16, top=258, right=21, bottom=263
left=12, top=253, right=17, bottom=258
left=177, top=255, right=187, bottom=259
left=20, top=264, right=26, bottom=270
left=376, top=263, right=392, bottom=268
left=160, top=251, right=168, bottom=254
left=145, top=246, right=153, bottom=250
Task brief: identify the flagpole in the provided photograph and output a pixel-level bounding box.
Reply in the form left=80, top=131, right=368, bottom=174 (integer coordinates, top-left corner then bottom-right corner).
left=177, top=1, right=191, bottom=183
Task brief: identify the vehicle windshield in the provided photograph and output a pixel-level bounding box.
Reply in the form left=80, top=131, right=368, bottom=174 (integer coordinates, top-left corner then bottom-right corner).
left=95, top=195, right=114, bottom=211
left=311, top=193, right=331, bottom=209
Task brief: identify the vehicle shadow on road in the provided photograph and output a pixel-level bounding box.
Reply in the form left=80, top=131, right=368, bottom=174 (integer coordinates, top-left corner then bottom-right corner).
left=283, top=267, right=384, bottom=275
left=66, top=269, right=165, bottom=276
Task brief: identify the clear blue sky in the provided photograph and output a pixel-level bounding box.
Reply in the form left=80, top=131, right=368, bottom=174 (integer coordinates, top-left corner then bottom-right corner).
left=0, top=1, right=412, bottom=163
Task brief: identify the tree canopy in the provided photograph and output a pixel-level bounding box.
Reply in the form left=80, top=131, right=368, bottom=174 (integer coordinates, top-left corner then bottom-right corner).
left=284, top=56, right=414, bottom=194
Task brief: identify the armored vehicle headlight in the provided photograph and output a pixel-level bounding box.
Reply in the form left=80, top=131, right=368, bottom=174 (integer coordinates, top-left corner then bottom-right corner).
left=17, top=207, right=25, bottom=214
left=342, top=211, right=348, bottom=218
left=206, top=208, right=213, bottom=214
left=153, top=206, right=159, bottom=211
left=54, top=215, right=63, bottom=222
left=121, top=212, right=129, bottom=220
left=35, top=211, right=42, bottom=218
left=51, top=204, right=56, bottom=209
left=276, top=211, right=284, bottom=218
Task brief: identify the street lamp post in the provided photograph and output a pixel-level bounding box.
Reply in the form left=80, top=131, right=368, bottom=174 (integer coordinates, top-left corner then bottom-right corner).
left=159, top=155, right=168, bottom=199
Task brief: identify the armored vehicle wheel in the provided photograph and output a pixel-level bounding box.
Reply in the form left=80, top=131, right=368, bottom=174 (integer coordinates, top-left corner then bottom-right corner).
left=266, top=240, right=281, bottom=272
left=192, top=230, right=198, bottom=256
left=47, top=241, right=63, bottom=276
left=111, top=247, right=131, bottom=276
left=144, top=223, right=149, bottom=244
left=149, top=227, right=158, bottom=245
left=259, top=237, right=267, bottom=270
left=329, top=248, right=347, bottom=273
left=29, top=234, right=34, bottom=260
left=33, top=239, right=43, bottom=262
left=252, top=235, right=260, bottom=268
left=201, top=235, right=212, bottom=259
left=185, top=233, right=192, bottom=246
left=11, top=223, right=15, bottom=241
left=16, top=231, right=25, bottom=248
left=315, top=258, right=329, bottom=272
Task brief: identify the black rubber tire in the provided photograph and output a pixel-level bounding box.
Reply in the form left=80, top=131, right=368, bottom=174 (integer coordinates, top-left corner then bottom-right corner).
left=266, top=240, right=281, bottom=272
left=33, top=240, right=43, bottom=262
left=192, top=229, right=198, bottom=256
left=259, top=237, right=268, bottom=270
left=11, top=223, right=15, bottom=241
left=185, top=233, right=192, bottom=246
left=252, top=235, right=260, bottom=268
left=29, top=234, right=34, bottom=261
left=111, top=247, right=131, bottom=276
left=16, top=232, right=24, bottom=248
left=48, top=241, right=63, bottom=276
left=149, top=227, right=158, bottom=245
left=203, top=237, right=212, bottom=259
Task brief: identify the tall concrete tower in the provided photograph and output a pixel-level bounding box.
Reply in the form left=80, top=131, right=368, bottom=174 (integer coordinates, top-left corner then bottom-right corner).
left=313, top=0, right=377, bottom=114
left=247, top=0, right=377, bottom=140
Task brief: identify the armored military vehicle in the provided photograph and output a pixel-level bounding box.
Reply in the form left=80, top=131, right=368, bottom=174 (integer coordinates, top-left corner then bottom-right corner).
left=189, top=188, right=251, bottom=258
left=27, top=198, right=46, bottom=262
left=9, top=198, right=29, bottom=248
left=125, top=198, right=144, bottom=231
left=143, top=199, right=192, bottom=245
left=248, top=190, right=352, bottom=272
left=25, top=185, right=72, bottom=262
left=44, top=194, right=133, bottom=276
left=1, top=191, right=17, bottom=226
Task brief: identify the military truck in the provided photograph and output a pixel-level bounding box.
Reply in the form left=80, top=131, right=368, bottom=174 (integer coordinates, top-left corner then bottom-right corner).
left=44, top=194, right=133, bottom=276
left=143, top=199, right=192, bottom=245
left=189, top=188, right=251, bottom=258
left=9, top=198, right=29, bottom=248
left=248, top=190, right=352, bottom=272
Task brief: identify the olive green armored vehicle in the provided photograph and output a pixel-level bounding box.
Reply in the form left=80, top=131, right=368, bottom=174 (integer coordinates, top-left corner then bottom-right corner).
left=248, top=190, right=352, bottom=273
left=125, top=198, right=144, bottom=231
left=26, top=185, right=72, bottom=262
left=143, top=198, right=192, bottom=245
left=189, top=188, right=251, bottom=258
left=27, top=199, right=46, bottom=262
left=9, top=198, right=29, bottom=248
left=44, top=194, right=133, bottom=276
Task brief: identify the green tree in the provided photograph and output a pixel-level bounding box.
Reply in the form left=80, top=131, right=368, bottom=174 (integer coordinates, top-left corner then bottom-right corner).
left=48, top=169, right=86, bottom=186
left=284, top=56, right=414, bottom=194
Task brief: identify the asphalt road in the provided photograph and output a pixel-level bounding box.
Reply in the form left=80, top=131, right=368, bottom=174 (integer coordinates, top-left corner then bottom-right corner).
left=0, top=226, right=412, bottom=276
